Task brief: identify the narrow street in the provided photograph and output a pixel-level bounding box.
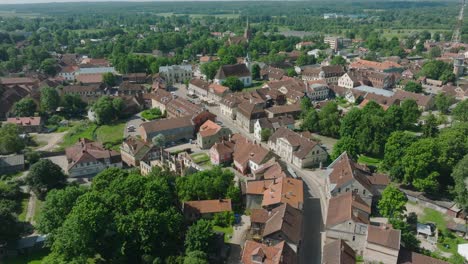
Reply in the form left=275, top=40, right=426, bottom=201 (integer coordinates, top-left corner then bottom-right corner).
left=201, top=103, right=327, bottom=264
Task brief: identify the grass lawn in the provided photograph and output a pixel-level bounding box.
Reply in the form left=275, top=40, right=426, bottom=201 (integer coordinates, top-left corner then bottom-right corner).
left=213, top=225, right=234, bottom=243
left=18, top=193, right=30, bottom=222
left=4, top=249, right=49, bottom=264
left=33, top=198, right=43, bottom=223
left=357, top=155, right=382, bottom=167
left=95, top=122, right=126, bottom=145
left=191, top=153, right=210, bottom=164
left=60, top=121, right=97, bottom=148
left=419, top=207, right=468, bottom=255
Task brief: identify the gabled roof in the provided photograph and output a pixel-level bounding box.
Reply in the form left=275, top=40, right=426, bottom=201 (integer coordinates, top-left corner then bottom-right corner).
left=327, top=152, right=389, bottom=193
left=326, top=192, right=371, bottom=227
left=215, top=63, right=251, bottom=80
left=198, top=120, right=222, bottom=137
left=269, top=127, right=322, bottom=159
left=367, top=224, right=401, bottom=250
left=140, top=116, right=193, bottom=134
left=323, top=239, right=356, bottom=264
left=66, top=138, right=121, bottom=170
left=6, top=117, right=41, bottom=126
left=260, top=203, right=303, bottom=243
left=121, top=136, right=153, bottom=160
left=183, top=199, right=232, bottom=214
left=232, top=135, right=271, bottom=168
left=76, top=73, right=103, bottom=84
left=392, top=89, right=434, bottom=108
left=262, top=177, right=304, bottom=209
left=253, top=159, right=288, bottom=180
left=242, top=240, right=296, bottom=264
left=63, top=84, right=101, bottom=93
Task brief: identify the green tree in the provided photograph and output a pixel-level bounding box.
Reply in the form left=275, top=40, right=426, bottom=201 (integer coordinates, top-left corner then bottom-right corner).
left=452, top=155, right=468, bottom=211
left=452, top=99, right=468, bottom=122
left=37, top=185, right=87, bottom=235
left=251, top=64, right=261, bottom=80
left=300, top=97, right=312, bottom=112
left=286, top=68, right=297, bottom=77
left=422, top=113, right=438, bottom=138
left=176, top=167, right=234, bottom=201
left=222, top=76, right=244, bottom=91
left=152, top=134, right=166, bottom=148
left=378, top=185, right=408, bottom=219
left=62, top=94, right=87, bottom=117
left=200, top=61, right=221, bottom=80
left=401, top=99, right=421, bottom=129
left=332, top=136, right=359, bottom=160
left=25, top=159, right=67, bottom=199
left=102, top=72, right=116, bottom=87
left=184, top=251, right=208, bottom=264
left=49, top=168, right=184, bottom=262
left=428, top=46, right=442, bottom=58
left=0, top=182, right=22, bottom=245
left=402, top=138, right=440, bottom=192
left=0, top=124, right=25, bottom=155
left=390, top=218, right=420, bottom=251
left=301, top=108, right=319, bottom=132
left=40, top=86, right=61, bottom=112
left=330, top=56, right=346, bottom=66
left=184, top=220, right=215, bottom=254
left=434, top=93, right=454, bottom=114
left=92, top=96, right=121, bottom=124
left=12, top=97, right=36, bottom=117
left=404, top=81, right=423, bottom=93
left=260, top=128, right=272, bottom=141
left=382, top=131, right=417, bottom=182
left=40, top=58, right=58, bottom=76
left=318, top=101, right=340, bottom=138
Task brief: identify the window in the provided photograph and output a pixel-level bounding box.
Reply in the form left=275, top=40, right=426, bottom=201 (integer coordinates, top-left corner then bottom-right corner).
left=352, top=236, right=355, bottom=241
left=363, top=189, right=366, bottom=195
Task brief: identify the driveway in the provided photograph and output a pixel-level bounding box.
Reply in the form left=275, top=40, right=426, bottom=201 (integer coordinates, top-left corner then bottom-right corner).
left=227, top=215, right=250, bottom=264
left=33, top=132, right=67, bottom=152
left=124, top=114, right=143, bottom=138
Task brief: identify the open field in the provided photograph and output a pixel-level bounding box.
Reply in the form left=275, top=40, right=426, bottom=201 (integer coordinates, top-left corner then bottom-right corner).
left=357, top=155, right=382, bottom=167
left=213, top=225, right=234, bottom=243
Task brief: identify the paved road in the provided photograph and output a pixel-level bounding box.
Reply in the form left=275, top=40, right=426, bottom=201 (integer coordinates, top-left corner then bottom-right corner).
left=25, top=191, right=37, bottom=225
left=202, top=104, right=326, bottom=264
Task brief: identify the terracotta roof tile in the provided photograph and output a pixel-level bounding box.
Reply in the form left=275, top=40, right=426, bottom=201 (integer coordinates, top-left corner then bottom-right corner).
left=367, top=224, right=401, bottom=250
left=323, top=239, right=356, bottom=264
left=326, top=192, right=371, bottom=227
left=262, top=177, right=304, bottom=210
left=183, top=199, right=232, bottom=214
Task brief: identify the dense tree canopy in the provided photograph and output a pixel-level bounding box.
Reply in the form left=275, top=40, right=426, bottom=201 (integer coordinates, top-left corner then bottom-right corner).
left=452, top=155, right=468, bottom=211
left=222, top=76, right=244, bottom=91
left=12, top=98, right=37, bottom=117
left=378, top=185, right=408, bottom=219
left=46, top=168, right=184, bottom=263
left=40, top=86, right=61, bottom=113
left=92, top=96, right=124, bottom=124
left=176, top=167, right=234, bottom=201
left=25, top=159, right=67, bottom=199
left=0, top=123, right=25, bottom=155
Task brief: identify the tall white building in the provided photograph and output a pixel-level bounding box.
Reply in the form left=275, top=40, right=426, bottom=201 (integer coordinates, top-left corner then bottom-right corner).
left=159, top=65, right=193, bottom=85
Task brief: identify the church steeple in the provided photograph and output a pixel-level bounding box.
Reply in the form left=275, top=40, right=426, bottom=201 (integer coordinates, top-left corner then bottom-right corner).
left=243, top=17, right=252, bottom=41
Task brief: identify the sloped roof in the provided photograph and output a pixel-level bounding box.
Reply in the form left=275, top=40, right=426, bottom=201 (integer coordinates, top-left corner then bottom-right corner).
left=198, top=120, right=222, bottom=137
left=326, top=192, right=371, bottom=227
left=242, top=240, right=296, bottom=264
left=397, top=249, right=449, bottom=264
left=183, top=199, right=232, bottom=214
left=262, top=177, right=304, bottom=209
left=140, top=116, right=193, bottom=134
left=367, top=224, right=401, bottom=250
left=323, top=239, right=356, bottom=264
left=66, top=138, right=121, bottom=170
left=261, top=203, right=303, bottom=243
left=215, top=63, right=251, bottom=79
left=392, top=89, right=434, bottom=108
left=269, top=127, right=322, bottom=159
left=6, top=117, right=41, bottom=126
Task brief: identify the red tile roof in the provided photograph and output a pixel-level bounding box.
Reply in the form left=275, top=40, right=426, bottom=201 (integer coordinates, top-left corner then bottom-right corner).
left=367, top=224, right=401, bottom=250
left=198, top=120, right=222, bottom=137
left=326, top=192, right=371, bottom=227
left=6, top=117, right=41, bottom=126
left=242, top=240, right=297, bottom=264
left=323, top=239, right=356, bottom=264
left=183, top=199, right=232, bottom=214
left=262, top=177, right=304, bottom=209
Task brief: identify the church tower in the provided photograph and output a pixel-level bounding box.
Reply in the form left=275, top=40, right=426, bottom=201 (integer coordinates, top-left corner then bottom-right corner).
left=243, top=18, right=252, bottom=42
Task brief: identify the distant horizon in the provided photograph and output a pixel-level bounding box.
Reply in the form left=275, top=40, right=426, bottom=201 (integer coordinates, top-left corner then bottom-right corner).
left=1, top=0, right=275, bottom=4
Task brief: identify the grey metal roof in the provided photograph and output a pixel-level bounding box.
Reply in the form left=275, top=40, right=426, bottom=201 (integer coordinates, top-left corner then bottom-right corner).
left=78, top=67, right=116, bottom=74
left=0, top=154, right=25, bottom=167
left=354, top=85, right=395, bottom=97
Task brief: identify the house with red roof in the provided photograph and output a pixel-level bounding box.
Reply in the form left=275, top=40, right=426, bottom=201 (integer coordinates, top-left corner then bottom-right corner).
left=182, top=199, right=232, bottom=222
left=196, top=120, right=231, bottom=149
left=241, top=240, right=297, bottom=264
left=6, top=117, right=43, bottom=133
left=65, top=138, right=122, bottom=178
